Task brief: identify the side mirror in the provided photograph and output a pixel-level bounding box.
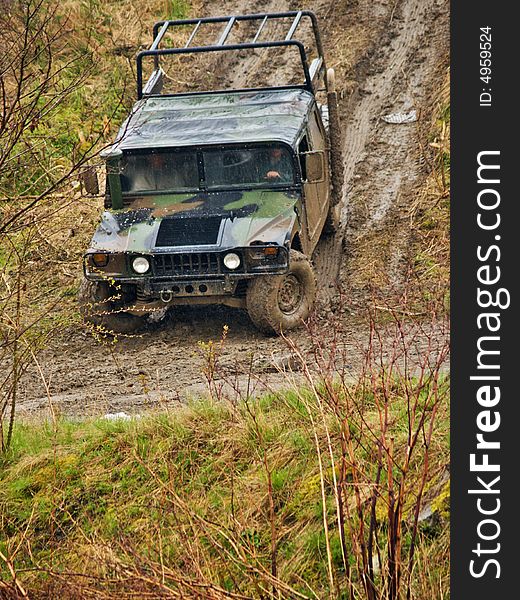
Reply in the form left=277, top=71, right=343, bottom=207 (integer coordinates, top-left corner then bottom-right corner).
left=81, top=166, right=99, bottom=195
left=101, top=148, right=124, bottom=210
left=304, top=151, right=325, bottom=183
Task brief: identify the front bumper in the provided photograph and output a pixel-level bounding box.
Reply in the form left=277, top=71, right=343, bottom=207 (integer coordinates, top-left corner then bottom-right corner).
left=83, top=246, right=289, bottom=288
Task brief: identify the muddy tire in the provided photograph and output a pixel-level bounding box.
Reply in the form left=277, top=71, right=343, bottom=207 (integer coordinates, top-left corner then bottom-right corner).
left=78, top=278, right=146, bottom=334
left=246, top=250, right=316, bottom=334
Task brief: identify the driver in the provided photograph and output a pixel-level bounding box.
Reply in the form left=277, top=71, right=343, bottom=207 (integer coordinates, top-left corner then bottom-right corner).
left=263, top=147, right=293, bottom=183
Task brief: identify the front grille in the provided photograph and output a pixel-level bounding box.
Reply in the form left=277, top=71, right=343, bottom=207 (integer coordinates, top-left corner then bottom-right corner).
left=155, top=216, right=222, bottom=247
left=153, top=253, right=222, bottom=277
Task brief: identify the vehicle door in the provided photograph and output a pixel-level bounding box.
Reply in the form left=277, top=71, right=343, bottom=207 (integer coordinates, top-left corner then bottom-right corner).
left=300, top=109, right=329, bottom=246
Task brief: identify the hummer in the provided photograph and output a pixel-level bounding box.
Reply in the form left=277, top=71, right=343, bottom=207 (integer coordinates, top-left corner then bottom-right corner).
left=79, top=10, right=343, bottom=334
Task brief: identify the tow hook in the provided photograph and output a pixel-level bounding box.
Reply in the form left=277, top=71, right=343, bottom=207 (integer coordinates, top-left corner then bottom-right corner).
left=160, top=290, right=173, bottom=303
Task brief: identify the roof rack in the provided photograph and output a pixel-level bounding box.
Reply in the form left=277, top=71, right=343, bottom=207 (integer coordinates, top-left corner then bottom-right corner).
left=136, top=11, right=326, bottom=100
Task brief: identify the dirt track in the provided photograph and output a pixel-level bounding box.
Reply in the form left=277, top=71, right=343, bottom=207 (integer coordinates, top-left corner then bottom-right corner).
left=15, top=0, right=449, bottom=417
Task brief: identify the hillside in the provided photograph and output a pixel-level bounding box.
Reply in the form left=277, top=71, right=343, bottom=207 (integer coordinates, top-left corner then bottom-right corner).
left=1, top=0, right=450, bottom=598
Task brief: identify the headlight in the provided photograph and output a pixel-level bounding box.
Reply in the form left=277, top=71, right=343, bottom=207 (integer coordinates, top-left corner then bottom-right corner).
left=132, top=256, right=150, bottom=274
left=223, top=252, right=241, bottom=270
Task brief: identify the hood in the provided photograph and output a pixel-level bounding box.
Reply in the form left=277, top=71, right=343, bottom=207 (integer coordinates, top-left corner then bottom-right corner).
left=88, top=190, right=300, bottom=253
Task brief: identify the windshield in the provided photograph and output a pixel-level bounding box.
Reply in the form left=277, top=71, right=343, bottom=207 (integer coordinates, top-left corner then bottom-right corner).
left=118, top=146, right=295, bottom=195
left=120, top=152, right=199, bottom=193
left=203, top=147, right=295, bottom=188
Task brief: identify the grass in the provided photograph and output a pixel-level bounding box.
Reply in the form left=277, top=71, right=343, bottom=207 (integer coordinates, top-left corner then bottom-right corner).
left=1, top=377, right=450, bottom=598
left=410, top=68, right=450, bottom=307
left=1, top=2, right=199, bottom=446
left=0, top=0, right=203, bottom=324
left=0, top=3, right=450, bottom=597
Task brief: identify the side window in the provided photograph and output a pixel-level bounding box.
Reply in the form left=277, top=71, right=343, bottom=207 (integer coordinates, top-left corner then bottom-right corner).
left=308, top=110, right=325, bottom=151
left=298, top=135, right=309, bottom=180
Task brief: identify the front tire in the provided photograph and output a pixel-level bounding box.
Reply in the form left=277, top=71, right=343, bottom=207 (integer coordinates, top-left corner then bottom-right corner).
left=78, top=279, right=146, bottom=334
left=246, top=250, right=316, bottom=334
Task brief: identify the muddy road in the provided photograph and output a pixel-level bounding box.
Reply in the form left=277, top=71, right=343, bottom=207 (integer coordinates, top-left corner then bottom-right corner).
left=15, top=0, right=449, bottom=417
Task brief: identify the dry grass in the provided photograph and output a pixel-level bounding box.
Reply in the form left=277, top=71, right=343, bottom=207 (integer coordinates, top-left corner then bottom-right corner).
left=410, top=68, right=450, bottom=302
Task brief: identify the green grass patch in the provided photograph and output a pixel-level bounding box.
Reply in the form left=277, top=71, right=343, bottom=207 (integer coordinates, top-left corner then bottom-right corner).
left=1, top=382, right=449, bottom=598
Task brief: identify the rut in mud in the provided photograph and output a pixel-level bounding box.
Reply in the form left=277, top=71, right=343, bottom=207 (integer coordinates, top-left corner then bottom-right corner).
left=15, top=0, right=449, bottom=417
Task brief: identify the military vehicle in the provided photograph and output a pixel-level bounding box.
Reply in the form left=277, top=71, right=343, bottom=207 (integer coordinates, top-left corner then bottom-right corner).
left=79, top=11, right=343, bottom=334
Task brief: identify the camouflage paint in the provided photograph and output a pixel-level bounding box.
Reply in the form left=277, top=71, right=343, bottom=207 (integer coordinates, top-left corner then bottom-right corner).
left=87, top=190, right=299, bottom=256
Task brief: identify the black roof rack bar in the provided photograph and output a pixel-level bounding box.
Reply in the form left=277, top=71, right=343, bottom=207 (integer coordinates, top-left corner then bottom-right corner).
left=146, top=84, right=308, bottom=100
left=285, top=11, right=303, bottom=41
left=153, top=11, right=305, bottom=39
left=252, top=15, right=268, bottom=43
left=143, top=12, right=327, bottom=99
left=152, top=11, right=323, bottom=57
left=217, top=16, right=236, bottom=46
left=184, top=20, right=201, bottom=48
left=137, top=40, right=312, bottom=100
